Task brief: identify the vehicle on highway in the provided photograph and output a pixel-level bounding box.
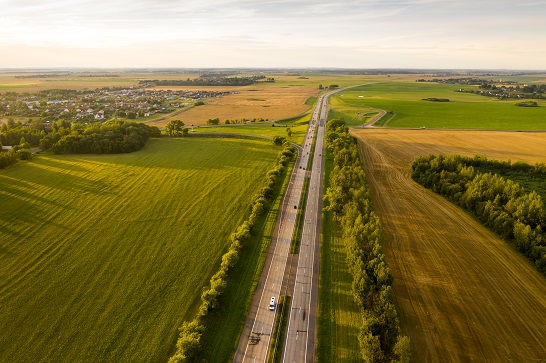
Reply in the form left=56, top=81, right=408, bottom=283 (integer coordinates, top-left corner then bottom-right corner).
left=269, top=297, right=276, bottom=310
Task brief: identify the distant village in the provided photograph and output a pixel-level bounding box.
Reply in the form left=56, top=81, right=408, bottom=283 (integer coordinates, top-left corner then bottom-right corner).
left=417, top=77, right=545, bottom=100
left=0, top=87, right=235, bottom=122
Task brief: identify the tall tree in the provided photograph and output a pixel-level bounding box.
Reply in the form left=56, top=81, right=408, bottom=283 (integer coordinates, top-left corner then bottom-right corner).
left=165, top=119, right=185, bottom=136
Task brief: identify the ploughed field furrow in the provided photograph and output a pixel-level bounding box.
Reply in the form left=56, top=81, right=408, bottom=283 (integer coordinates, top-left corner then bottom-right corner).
left=353, top=129, right=546, bottom=362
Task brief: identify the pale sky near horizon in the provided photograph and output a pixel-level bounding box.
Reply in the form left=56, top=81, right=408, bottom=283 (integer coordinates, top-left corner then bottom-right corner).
left=1, top=0, right=545, bottom=69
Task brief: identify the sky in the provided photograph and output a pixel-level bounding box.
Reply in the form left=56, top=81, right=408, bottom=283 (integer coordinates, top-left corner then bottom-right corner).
left=1, top=0, right=545, bottom=69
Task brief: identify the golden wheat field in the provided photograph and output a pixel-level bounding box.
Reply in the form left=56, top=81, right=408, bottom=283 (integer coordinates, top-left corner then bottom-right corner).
left=352, top=129, right=546, bottom=362
left=149, top=83, right=318, bottom=127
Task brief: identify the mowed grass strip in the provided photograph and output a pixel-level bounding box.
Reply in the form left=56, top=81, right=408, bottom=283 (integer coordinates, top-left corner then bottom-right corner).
left=0, top=137, right=279, bottom=363
left=316, top=149, right=361, bottom=363
left=330, top=82, right=546, bottom=129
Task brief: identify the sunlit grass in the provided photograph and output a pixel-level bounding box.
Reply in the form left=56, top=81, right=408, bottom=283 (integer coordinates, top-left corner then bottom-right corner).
left=0, top=137, right=280, bottom=363
left=329, top=82, right=546, bottom=129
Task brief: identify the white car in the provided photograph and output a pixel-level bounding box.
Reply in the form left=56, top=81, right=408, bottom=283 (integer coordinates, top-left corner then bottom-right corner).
left=269, top=297, right=276, bottom=311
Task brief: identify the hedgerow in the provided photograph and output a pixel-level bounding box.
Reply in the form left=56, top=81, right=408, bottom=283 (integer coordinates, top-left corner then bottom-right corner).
left=324, top=119, right=410, bottom=362
left=168, top=142, right=296, bottom=363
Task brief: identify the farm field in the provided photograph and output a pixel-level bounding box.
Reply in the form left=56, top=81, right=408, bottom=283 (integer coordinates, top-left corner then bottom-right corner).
left=330, top=80, right=546, bottom=129
left=352, top=129, right=546, bottom=361
left=149, top=83, right=315, bottom=127
left=0, top=71, right=377, bottom=93
left=0, top=137, right=280, bottom=363
left=0, top=72, right=204, bottom=92
left=188, top=122, right=309, bottom=144
left=153, top=74, right=383, bottom=129
left=0, top=71, right=379, bottom=129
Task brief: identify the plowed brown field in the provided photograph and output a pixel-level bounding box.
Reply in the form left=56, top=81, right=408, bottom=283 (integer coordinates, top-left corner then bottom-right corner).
left=352, top=129, right=546, bottom=362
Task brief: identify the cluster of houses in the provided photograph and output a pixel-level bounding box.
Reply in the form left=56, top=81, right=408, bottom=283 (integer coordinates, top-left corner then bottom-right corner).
left=455, top=87, right=544, bottom=100
left=0, top=88, right=236, bottom=122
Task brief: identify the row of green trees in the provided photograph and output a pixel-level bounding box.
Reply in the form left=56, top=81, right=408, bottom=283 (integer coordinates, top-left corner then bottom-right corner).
left=412, top=154, right=546, bottom=274
left=50, top=121, right=159, bottom=154
left=324, top=119, right=410, bottom=362
left=168, top=142, right=296, bottom=363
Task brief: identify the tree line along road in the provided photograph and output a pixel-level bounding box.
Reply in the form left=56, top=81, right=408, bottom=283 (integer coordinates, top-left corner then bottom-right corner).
left=233, top=86, right=361, bottom=363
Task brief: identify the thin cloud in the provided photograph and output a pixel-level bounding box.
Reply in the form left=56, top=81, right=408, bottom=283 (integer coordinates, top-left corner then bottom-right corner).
left=0, top=0, right=545, bottom=69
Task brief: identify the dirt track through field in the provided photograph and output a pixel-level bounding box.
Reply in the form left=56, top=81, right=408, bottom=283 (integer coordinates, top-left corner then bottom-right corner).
left=352, top=129, right=546, bottom=362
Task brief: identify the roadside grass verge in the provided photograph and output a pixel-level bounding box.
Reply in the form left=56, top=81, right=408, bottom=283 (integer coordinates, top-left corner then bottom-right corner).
left=275, top=113, right=312, bottom=125
left=267, top=295, right=291, bottom=363
left=316, top=149, right=362, bottom=363
left=305, top=96, right=317, bottom=106
left=291, top=122, right=318, bottom=254
left=196, top=157, right=295, bottom=362
left=373, top=111, right=396, bottom=127
left=291, top=176, right=310, bottom=254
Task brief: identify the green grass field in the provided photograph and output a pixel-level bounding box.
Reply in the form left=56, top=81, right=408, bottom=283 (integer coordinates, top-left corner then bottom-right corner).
left=316, top=149, right=361, bottom=363
left=0, top=137, right=279, bottom=363
left=190, top=123, right=309, bottom=145
left=329, top=82, right=546, bottom=129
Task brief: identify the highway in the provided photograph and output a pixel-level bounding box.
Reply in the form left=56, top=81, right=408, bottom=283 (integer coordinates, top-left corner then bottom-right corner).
left=233, top=92, right=324, bottom=363
left=281, top=93, right=329, bottom=363
left=234, top=87, right=354, bottom=363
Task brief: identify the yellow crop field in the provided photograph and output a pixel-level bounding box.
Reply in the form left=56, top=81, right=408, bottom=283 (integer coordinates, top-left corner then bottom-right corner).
left=0, top=73, right=202, bottom=92
left=148, top=74, right=387, bottom=127
left=352, top=129, right=546, bottom=362
left=150, top=84, right=318, bottom=127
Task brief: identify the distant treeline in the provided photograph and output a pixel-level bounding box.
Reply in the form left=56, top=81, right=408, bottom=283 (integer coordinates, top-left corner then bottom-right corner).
left=416, top=78, right=496, bottom=86
left=412, top=155, right=546, bottom=275
left=77, top=74, right=120, bottom=78
left=516, top=101, right=539, bottom=107
left=15, top=73, right=69, bottom=79
left=168, top=142, right=296, bottom=363
left=324, top=119, right=410, bottom=362
left=422, top=98, right=450, bottom=102
left=139, top=75, right=274, bottom=87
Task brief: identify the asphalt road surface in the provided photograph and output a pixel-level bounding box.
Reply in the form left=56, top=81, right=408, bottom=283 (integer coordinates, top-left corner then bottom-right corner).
left=233, top=94, right=323, bottom=363
left=281, top=93, right=329, bottom=363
